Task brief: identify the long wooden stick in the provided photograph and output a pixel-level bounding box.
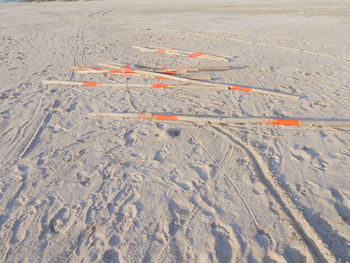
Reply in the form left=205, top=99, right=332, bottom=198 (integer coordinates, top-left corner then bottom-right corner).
left=73, top=66, right=211, bottom=81
left=109, top=62, right=232, bottom=72
left=170, top=65, right=232, bottom=71
left=98, top=62, right=300, bottom=99
left=42, top=80, right=227, bottom=90
left=88, top=112, right=350, bottom=128
left=133, top=46, right=233, bottom=61
left=99, top=62, right=231, bottom=74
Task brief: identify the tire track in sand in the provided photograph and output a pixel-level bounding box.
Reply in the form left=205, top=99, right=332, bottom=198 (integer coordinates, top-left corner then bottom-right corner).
left=211, top=126, right=335, bottom=263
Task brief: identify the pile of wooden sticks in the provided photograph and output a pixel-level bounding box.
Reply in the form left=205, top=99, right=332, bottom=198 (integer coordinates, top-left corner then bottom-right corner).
left=42, top=46, right=350, bottom=129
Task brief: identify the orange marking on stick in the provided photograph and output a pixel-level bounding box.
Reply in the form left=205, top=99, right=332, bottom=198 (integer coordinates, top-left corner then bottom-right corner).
left=123, top=68, right=135, bottom=73
left=91, top=67, right=103, bottom=70
left=109, top=69, right=122, bottom=73
left=152, top=84, right=177, bottom=88
left=152, top=84, right=169, bottom=88
left=156, top=76, right=168, bottom=79
left=163, top=70, right=177, bottom=75
left=267, top=119, right=300, bottom=126
left=230, top=86, right=252, bottom=92
left=194, top=51, right=204, bottom=55
left=187, top=55, right=198, bottom=58
left=82, top=82, right=98, bottom=87
left=158, top=49, right=166, bottom=53
left=153, top=114, right=178, bottom=121
left=137, top=113, right=178, bottom=121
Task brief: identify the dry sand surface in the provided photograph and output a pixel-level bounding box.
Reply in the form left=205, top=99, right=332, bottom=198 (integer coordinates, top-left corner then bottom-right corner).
left=1, top=0, right=350, bottom=262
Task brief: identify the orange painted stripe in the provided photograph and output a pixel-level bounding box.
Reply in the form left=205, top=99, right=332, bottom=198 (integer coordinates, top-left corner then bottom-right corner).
left=187, top=55, right=198, bottom=58
left=153, top=114, right=178, bottom=121
left=120, top=73, right=132, bottom=76
left=109, top=69, right=122, bottom=73
left=230, top=86, right=252, bottom=92
left=163, top=70, right=177, bottom=75
left=91, top=67, right=103, bottom=70
left=152, top=84, right=169, bottom=88
left=137, top=113, right=178, bottom=121
left=158, top=49, right=166, bottom=53
left=82, top=82, right=98, bottom=87
left=123, top=68, right=135, bottom=73
left=268, top=119, right=300, bottom=126
left=194, top=51, right=204, bottom=55
left=156, top=76, right=168, bottom=79
left=152, top=84, right=177, bottom=88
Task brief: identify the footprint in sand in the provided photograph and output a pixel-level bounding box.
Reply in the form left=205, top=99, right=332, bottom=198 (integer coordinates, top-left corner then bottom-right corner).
left=102, top=248, right=120, bottom=263
left=290, top=145, right=328, bottom=170
left=49, top=207, right=70, bottom=234
left=330, top=188, right=350, bottom=225
left=10, top=206, right=36, bottom=245
left=211, top=223, right=234, bottom=263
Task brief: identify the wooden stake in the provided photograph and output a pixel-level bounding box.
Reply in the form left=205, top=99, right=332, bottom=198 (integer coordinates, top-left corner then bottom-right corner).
left=107, top=62, right=232, bottom=72
left=133, top=46, right=233, bottom=61
left=98, top=62, right=300, bottom=99
left=73, top=66, right=211, bottom=81
left=42, top=80, right=227, bottom=90
left=88, top=112, right=350, bottom=128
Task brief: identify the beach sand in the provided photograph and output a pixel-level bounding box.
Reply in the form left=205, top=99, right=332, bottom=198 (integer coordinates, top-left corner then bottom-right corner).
left=0, top=0, right=350, bottom=262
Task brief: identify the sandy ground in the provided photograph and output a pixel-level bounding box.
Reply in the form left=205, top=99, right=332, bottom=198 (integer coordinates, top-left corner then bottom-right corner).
left=0, top=0, right=350, bottom=262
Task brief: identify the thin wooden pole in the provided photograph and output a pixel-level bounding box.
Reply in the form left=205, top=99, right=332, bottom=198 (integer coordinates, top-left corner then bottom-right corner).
left=133, top=46, right=233, bottom=61
left=98, top=62, right=300, bottom=99
left=72, top=66, right=211, bottom=81
left=107, top=62, right=232, bottom=72
left=42, top=79, right=226, bottom=90
left=88, top=112, right=350, bottom=128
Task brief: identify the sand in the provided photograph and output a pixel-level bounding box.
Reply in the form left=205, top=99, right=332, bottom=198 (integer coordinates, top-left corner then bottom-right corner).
left=0, top=0, right=350, bottom=262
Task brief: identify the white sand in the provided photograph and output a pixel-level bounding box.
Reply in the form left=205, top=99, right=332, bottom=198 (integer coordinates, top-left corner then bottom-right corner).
left=0, top=0, right=350, bottom=262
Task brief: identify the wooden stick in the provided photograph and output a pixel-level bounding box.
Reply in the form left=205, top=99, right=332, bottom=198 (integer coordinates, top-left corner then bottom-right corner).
left=99, top=62, right=300, bottom=99
left=133, top=46, right=233, bottom=61
left=42, top=80, right=146, bottom=88
left=88, top=112, right=350, bottom=128
left=109, top=63, right=232, bottom=72
left=42, top=80, right=228, bottom=91
left=73, top=66, right=211, bottom=81
left=170, top=65, right=232, bottom=71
